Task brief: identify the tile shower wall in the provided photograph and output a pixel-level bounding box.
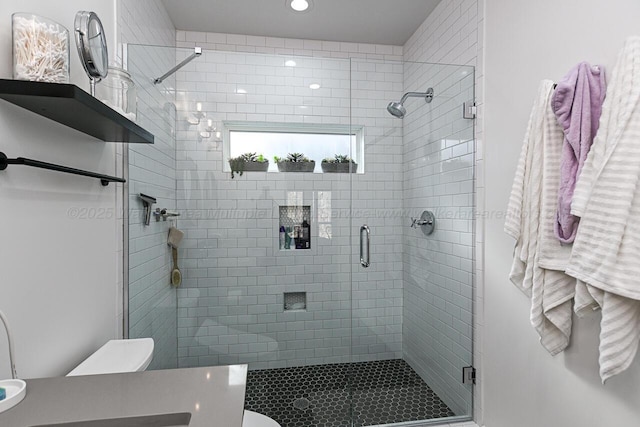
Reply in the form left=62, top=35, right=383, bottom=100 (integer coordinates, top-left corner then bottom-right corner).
left=401, top=63, right=474, bottom=416
left=402, top=0, right=481, bottom=418
left=173, top=32, right=406, bottom=369
left=118, top=0, right=178, bottom=370
left=127, top=51, right=177, bottom=369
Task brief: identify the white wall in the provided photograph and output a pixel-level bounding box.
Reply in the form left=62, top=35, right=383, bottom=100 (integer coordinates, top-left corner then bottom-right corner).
left=0, top=0, right=119, bottom=379
left=484, top=1, right=640, bottom=426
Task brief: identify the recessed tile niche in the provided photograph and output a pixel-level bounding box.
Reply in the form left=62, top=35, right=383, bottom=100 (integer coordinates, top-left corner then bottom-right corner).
left=284, top=292, right=307, bottom=312
left=279, top=205, right=311, bottom=250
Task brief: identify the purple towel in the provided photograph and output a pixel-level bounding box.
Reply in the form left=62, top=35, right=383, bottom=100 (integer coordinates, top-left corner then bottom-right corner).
left=551, top=62, right=606, bottom=243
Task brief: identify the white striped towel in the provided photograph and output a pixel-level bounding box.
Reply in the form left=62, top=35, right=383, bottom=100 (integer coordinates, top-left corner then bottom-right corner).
left=566, top=36, right=640, bottom=382
left=505, top=80, right=577, bottom=355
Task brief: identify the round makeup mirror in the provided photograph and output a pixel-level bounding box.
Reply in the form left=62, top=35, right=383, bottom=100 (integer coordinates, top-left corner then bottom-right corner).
left=74, top=11, right=108, bottom=96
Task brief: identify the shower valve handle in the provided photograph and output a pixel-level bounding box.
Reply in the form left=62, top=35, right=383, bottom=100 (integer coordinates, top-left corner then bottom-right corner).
left=411, top=217, right=432, bottom=228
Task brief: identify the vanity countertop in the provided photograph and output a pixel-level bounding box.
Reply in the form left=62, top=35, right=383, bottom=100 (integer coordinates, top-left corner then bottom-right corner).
left=0, top=365, right=247, bottom=426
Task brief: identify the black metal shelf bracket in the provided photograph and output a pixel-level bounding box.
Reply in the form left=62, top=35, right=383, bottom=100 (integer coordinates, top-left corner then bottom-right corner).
left=0, top=152, right=126, bottom=186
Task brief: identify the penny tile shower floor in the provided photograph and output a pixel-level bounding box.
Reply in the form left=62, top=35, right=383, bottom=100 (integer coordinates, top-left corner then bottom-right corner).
left=244, top=359, right=455, bottom=427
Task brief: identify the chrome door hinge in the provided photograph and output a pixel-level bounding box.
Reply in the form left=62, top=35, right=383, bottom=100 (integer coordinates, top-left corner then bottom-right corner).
left=462, top=366, right=476, bottom=385
left=463, top=102, right=477, bottom=119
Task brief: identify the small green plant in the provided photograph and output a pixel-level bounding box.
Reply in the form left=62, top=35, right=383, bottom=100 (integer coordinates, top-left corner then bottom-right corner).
left=273, top=156, right=281, bottom=163
left=239, top=152, right=257, bottom=162
left=276, top=152, right=316, bottom=172
left=321, top=154, right=358, bottom=173
left=229, top=152, right=267, bottom=178
left=284, top=152, right=311, bottom=162
left=322, top=154, right=356, bottom=164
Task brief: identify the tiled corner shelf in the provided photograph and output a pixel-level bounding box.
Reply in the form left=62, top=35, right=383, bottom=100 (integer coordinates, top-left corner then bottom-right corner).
left=0, top=79, right=154, bottom=144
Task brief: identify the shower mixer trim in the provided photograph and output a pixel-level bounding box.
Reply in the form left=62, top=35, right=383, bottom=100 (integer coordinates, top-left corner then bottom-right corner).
left=411, top=210, right=436, bottom=235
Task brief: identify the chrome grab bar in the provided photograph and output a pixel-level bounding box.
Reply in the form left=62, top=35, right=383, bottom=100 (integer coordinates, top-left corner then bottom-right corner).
left=360, top=225, right=370, bottom=268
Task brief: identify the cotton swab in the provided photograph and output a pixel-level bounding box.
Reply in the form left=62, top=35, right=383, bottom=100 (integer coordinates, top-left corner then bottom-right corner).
left=13, top=15, right=69, bottom=83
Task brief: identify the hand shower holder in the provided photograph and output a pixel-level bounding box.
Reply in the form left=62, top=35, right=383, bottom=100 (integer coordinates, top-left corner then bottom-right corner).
left=155, top=208, right=181, bottom=221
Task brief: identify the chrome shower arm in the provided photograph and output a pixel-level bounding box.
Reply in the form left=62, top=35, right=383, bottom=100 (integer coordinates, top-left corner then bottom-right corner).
left=400, top=92, right=426, bottom=103
left=153, top=47, right=202, bottom=85
left=400, top=88, right=434, bottom=104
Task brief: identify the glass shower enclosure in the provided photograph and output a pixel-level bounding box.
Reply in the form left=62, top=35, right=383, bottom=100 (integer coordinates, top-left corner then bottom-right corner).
left=126, top=44, right=475, bottom=427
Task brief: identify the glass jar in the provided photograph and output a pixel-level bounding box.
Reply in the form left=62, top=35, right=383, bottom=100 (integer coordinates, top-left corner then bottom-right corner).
left=12, top=13, right=70, bottom=83
left=95, top=67, right=137, bottom=121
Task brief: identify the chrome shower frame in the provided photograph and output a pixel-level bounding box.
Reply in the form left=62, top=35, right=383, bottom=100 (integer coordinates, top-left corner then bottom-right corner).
left=153, top=47, right=202, bottom=85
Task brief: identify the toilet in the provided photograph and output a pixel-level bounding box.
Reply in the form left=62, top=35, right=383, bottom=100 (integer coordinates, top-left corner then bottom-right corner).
left=243, top=410, right=280, bottom=427
left=67, top=338, right=154, bottom=376
left=67, top=338, right=281, bottom=427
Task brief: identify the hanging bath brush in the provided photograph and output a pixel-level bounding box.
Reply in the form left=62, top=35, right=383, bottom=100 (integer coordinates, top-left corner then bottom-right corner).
left=168, top=226, right=184, bottom=287
left=171, top=247, right=182, bottom=287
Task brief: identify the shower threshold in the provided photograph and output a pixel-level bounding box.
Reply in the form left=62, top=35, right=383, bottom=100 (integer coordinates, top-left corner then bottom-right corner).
left=244, top=359, right=455, bottom=427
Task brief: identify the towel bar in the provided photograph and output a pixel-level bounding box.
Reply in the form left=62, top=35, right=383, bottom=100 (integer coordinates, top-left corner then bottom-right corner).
left=0, top=152, right=125, bottom=186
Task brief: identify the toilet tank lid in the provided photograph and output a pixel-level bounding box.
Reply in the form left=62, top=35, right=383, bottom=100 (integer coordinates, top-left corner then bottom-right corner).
left=67, top=338, right=154, bottom=377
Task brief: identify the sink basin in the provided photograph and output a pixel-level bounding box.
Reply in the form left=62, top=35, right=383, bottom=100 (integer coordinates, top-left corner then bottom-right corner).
left=31, top=412, right=191, bottom=427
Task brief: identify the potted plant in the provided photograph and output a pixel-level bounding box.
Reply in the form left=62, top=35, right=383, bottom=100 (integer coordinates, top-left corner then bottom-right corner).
left=321, top=154, right=358, bottom=173
left=228, top=152, right=269, bottom=178
left=275, top=153, right=316, bottom=172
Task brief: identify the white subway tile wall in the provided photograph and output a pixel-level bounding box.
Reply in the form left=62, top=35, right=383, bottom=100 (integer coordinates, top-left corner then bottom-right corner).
left=119, top=0, right=484, bottom=422
left=171, top=39, right=409, bottom=369
left=403, top=0, right=482, bottom=421
left=119, top=0, right=178, bottom=370
left=401, top=61, right=475, bottom=416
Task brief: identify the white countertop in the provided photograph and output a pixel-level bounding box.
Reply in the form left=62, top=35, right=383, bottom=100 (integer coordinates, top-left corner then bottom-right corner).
left=0, top=365, right=247, bottom=426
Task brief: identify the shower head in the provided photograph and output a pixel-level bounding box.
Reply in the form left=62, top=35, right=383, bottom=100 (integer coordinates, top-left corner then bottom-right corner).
left=386, top=102, right=406, bottom=118
left=386, top=88, right=434, bottom=118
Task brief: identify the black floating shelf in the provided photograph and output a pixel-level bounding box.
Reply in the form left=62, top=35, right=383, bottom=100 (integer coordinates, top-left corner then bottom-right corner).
left=0, top=79, right=154, bottom=144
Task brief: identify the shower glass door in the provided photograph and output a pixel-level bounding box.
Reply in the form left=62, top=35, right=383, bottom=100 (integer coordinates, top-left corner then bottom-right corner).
left=127, top=44, right=474, bottom=426
left=349, top=58, right=475, bottom=425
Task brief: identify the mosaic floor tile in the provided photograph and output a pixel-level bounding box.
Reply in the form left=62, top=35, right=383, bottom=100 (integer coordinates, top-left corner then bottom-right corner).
left=244, top=359, right=455, bottom=427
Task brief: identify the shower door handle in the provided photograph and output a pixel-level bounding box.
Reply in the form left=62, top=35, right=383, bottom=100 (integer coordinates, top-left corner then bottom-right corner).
left=360, top=225, right=370, bottom=268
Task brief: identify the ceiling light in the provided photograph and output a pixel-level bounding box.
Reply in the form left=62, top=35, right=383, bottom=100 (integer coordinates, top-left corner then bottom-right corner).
left=285, top=60, right=297, bottom=67
left=289, top=0, right=309, bottom=12
left=309, top=83, right=321, bottom=90
left=236, top=88, right=247, bottom=94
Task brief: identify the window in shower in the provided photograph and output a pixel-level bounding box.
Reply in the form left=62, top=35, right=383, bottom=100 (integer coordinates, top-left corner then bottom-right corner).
left=223, top=121, right=364, bottom=173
